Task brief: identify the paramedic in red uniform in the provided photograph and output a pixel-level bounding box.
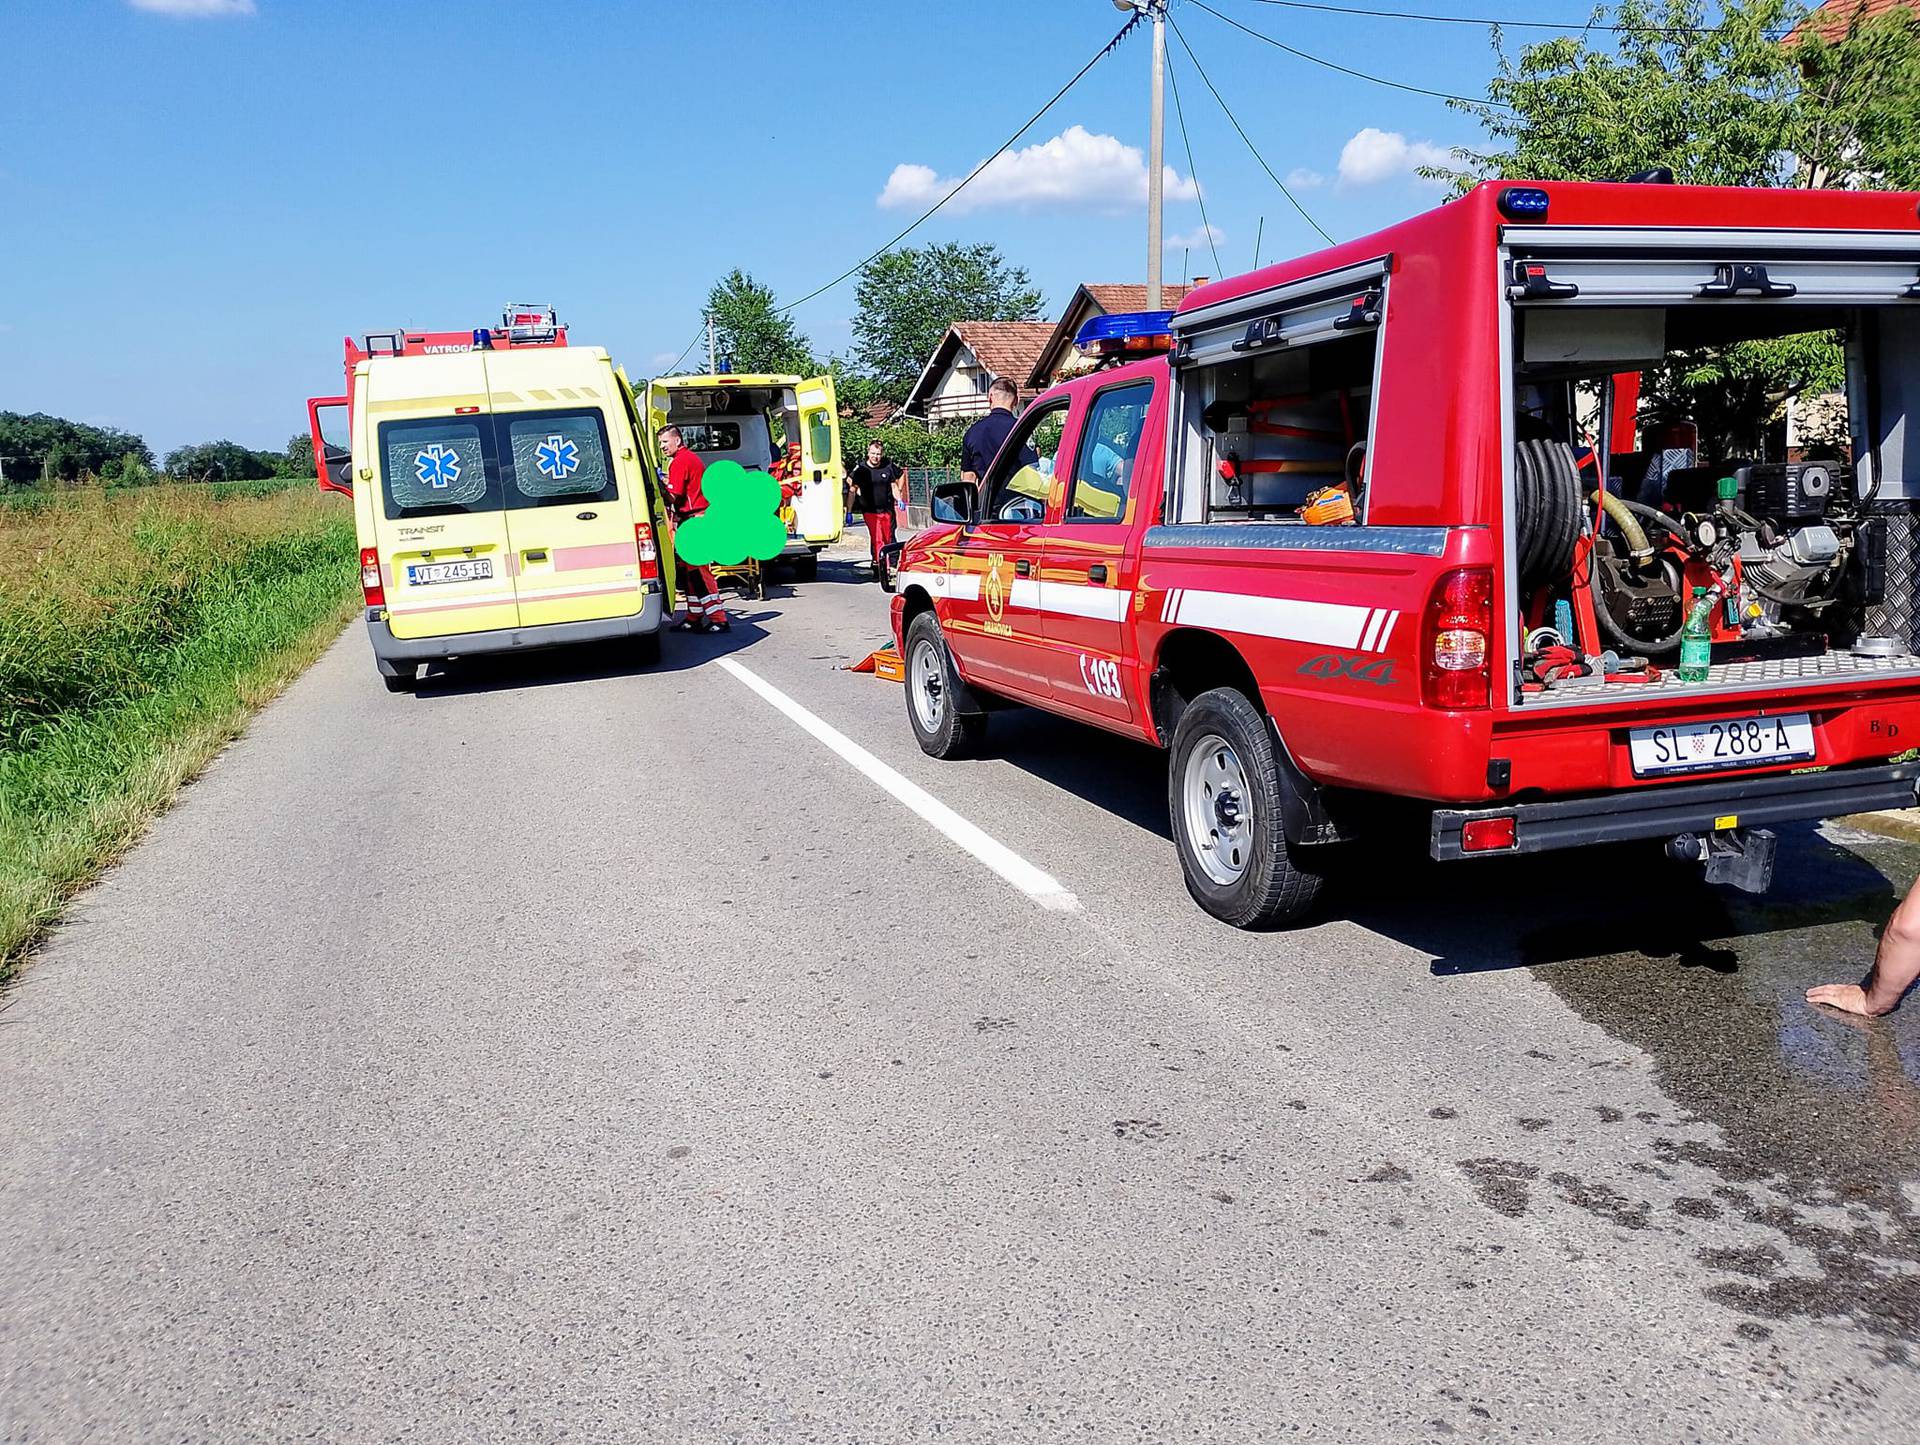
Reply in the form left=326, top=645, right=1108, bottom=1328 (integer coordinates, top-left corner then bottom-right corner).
left=658, top=425, right=728, bottom=633
left=846, top=439, right=903, bottom=574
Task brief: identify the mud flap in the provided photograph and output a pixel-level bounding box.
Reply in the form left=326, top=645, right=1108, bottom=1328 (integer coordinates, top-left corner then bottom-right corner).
left=1268, top=718, right=1339, bottom=846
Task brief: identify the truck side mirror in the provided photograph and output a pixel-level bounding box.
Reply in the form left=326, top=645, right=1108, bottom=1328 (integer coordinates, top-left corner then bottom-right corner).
left=932, top=480, right=977, bottom=525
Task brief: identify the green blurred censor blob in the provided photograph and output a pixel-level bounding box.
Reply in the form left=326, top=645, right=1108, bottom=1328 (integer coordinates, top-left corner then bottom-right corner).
left=675, top=460, right=787, bottom=566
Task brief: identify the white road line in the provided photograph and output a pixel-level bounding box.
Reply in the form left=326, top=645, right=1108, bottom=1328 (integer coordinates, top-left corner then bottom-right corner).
left=717, top=657, right=1083, bottom=915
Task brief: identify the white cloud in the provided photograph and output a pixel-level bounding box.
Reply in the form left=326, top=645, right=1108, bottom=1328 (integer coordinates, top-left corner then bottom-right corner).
left=1336, top=128, right=1456, bottom=188
left=1167, top=224, right=1225, bottom=250
left=128, top=0, right=255, bottom=15
left=878, top=125, right=1198, bottom=214
left=1285, top=168, right=1327, bottom=190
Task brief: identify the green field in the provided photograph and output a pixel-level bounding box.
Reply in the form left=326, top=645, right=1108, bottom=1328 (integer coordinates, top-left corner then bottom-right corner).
left=0, top=482, right=357, bottom=979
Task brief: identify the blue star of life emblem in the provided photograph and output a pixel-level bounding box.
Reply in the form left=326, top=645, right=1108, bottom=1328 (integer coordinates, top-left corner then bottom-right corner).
left=535, top=434, right=579, bottom=480
left=414, top=444, right=461, bottom=489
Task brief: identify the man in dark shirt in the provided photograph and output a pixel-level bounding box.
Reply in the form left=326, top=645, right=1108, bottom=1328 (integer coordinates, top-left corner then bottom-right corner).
left=961, top=377, right=1032, bottom=485
left=846, top=440, right=904, bottom=573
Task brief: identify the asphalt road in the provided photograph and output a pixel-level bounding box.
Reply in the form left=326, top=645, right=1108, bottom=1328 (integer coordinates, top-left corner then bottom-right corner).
left=5, top=537, right=1920, bottom=1442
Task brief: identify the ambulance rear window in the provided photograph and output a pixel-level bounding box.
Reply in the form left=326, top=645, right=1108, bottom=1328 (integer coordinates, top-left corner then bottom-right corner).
left=680, top=423, right=740, bottom=452
left=505, top=410, right=618, bottom=505
left=380, top=419, right=494, bottom=516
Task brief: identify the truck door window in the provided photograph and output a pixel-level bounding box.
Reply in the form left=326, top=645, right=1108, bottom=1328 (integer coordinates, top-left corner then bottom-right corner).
left=1067, top=382, right=1153, bottom=522
left=984, top=398, right=1069, bottom=524
left=502, top=410, right=619, bottom=506
left=379, top=418, right=497, bottom=518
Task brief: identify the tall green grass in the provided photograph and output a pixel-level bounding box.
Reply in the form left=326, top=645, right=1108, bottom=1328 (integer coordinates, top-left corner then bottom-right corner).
left=0, top=485, right=357, bottom=979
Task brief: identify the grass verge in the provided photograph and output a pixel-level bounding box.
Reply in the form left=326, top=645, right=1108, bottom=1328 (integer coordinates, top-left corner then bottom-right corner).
left=0, top=485, right=356, bottom=982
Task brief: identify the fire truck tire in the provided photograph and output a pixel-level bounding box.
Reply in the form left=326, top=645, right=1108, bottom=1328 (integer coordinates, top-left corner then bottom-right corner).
left=1169, top=688, right=1325, bottom=928
left=905, top=612, right=986, bottom=759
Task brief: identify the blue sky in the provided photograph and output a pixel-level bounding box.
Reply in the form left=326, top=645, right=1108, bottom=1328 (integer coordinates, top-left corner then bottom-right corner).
left=0, top=0, right=1575, bottom=457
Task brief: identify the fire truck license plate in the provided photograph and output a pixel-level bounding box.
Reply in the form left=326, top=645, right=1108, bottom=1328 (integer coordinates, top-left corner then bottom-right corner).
left=1628, top=713, right=1814, bottom=777
left=407, top=559, right=493, bottom=586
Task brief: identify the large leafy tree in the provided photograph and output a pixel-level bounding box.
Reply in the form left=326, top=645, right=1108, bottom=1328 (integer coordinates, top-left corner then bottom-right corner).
left=1435, top=0, right=1920, bottom=449
left=850, top=242, right=1045, bottom=401
left=705, top=270, right=817, bottom=377
left=0, top=411, right=153, bottom=488
left=163, top=440, right=280, bottom=483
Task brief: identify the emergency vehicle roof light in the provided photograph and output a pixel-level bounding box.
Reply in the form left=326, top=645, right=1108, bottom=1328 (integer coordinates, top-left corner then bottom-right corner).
left=1498, top=187, right=1550, bottom=221
left=1075, top=310, right=1175, bottom=359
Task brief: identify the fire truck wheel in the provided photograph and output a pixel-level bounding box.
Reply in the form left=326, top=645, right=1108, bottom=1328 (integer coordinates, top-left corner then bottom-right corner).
left=1169, top=688, right=1325, bottom=929
left=905, top=612, right=986, bottom=759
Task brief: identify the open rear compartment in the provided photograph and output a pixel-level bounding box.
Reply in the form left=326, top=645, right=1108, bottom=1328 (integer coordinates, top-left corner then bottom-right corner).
left=1501, top=230, right=1920, bottom=709
left=661, top=382, right=801, bottom=476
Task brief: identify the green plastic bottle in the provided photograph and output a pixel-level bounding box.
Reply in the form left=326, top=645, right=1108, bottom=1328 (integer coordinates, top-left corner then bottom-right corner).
left=1678, top=586, right=1713, bottom=683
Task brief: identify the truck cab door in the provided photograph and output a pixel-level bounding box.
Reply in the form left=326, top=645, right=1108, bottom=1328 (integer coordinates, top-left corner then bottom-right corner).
left=1040, top=378, right=1159, bottom=726
left=307, top=396, right=352, bottom=495
left=792, top=374, right=843, bottom=545
left=945, top=394, right=1070, bottom=702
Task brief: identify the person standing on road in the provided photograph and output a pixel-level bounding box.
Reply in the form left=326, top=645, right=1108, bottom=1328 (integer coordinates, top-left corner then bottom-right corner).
left=961, top=377, right=1030, bottom=486
left=658, top=425, right=728, bottom=634
left=1808, top=872, right=1920, bottom=1016
left=846, top=440, right=903, bottom=574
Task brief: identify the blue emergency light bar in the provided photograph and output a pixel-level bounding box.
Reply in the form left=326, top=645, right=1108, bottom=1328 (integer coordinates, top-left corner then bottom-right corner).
left=1075, top=310, right=1176, bottom=359
left=1498, top=186, right=1551, bottom=220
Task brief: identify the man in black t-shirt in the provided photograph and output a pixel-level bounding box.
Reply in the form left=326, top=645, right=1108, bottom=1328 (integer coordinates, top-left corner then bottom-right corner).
left=846, top=439, right=904, bottom=572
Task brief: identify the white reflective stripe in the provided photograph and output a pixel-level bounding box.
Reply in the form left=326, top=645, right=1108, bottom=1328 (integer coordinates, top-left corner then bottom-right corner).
left=897, top=568, right=982, bottom=602
left=1169, top=589, right=1371, bottom=649
left=1009, top=578, right=1041, bottom=610
left=1041, top=580, right=1129, bottom=622
left=1373, top=610, right=1400, bottom=651
left=1358, top=608, right=1387, bottom=653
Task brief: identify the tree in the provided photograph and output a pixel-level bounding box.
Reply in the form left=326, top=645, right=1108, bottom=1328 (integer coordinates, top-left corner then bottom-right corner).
left=705, top=270, right=817, bottom=376
left=1435, top=0, right=1920, bottom=450
left=163, top=440, right=279, bottom=483
left=850, top=242, right=1045, bottom=401
left=0, top=411, right=154, bottom=488
left=284, top=431, right=316, bottom=477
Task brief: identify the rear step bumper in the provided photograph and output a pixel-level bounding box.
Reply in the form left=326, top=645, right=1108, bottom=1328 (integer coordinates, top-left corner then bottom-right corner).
left=367, top=592, right=663, bottom=671
left=1430, top=760, right=1920, bottom=861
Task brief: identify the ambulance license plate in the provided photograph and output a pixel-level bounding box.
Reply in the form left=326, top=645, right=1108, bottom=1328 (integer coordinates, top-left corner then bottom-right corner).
left=407, top=559, right=493, bottom=586
left=1628, top=713, right=1814, bottom=777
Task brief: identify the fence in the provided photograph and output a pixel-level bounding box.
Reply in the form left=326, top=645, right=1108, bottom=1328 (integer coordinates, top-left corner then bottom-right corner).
left=902, top=467, right=960, bottom=533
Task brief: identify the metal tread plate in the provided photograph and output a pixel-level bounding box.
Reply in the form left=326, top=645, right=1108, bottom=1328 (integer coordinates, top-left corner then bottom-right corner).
left=1515, top=648, right=1920, bottom=709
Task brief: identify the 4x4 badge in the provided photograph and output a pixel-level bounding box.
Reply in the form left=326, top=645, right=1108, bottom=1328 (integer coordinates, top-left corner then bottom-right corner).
left=1299, top=652, right=1395, bottom=686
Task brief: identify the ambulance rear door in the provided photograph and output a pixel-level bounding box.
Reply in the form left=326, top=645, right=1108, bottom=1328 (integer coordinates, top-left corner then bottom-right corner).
left=793, top=373, right=844, bottom=545
left=369, top=354, right=518, bottom=640
left=618, top=365, right=675, bottom=610
left=487, top=354, right=645, bottom=630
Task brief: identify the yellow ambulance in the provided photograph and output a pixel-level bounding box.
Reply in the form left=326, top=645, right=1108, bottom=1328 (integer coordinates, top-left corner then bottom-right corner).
left=319, top=335, right=671, bottom=691
left=640, top=371, right=842, bottom=578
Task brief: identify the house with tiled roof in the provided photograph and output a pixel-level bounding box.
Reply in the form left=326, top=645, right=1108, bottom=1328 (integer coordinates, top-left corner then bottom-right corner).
left=895, top=320, right=1055, bottom=423
left=1026, top=281, right=1203, bottom=390
left=1791, top=0, right=1915, bottom=42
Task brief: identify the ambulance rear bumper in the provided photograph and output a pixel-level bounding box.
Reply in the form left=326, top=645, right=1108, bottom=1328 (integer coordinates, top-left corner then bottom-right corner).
left=366, top=593, right=663, bottom=671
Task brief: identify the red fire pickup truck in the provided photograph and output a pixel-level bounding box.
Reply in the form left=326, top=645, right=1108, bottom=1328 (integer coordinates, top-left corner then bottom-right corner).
left=889, top=179, right=1920, bottom=927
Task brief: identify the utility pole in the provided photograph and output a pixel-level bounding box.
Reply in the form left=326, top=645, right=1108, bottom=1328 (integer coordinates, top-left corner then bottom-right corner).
left=706, top=312, right=717, bottom=375
left=1117, top=0, right=1167, bottom=308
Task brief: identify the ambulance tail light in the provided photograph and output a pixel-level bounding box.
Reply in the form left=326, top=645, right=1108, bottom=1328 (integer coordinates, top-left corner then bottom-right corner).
left=359, top=547, right=385, bottom=608
left=1422, top=567, right=1492, bottom=709
left=635, top=522, right=661, bottom=582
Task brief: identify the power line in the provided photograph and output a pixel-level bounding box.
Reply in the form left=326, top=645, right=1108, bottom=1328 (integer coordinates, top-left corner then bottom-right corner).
left=771, top=11, right=1142, bottom=317
left=1230, top=0, right=1734, bottom=33
left=1162, top=43, right=1227, bottom=280
left=1166, top=13, right=1337, bottom=246
left=1188, top=0, right=1512, bottom=107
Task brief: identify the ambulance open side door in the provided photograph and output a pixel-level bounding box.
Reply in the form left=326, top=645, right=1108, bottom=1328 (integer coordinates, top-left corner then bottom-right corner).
left=793, top=373, right=844, bottom=546
left=618, top=365, right=676, bottom=610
